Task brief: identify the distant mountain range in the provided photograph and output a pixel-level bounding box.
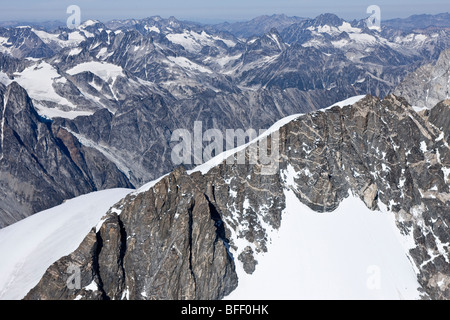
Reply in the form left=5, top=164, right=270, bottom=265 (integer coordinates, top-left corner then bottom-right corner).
left=0, top=12, right=449, bottom=227
left=1, top=12, right=450, bottom=34
left=0, top=20, right=65, bottom=30
left=211, top=14, right=306, bottom=38
left=383, top=12, right=450, bottom=31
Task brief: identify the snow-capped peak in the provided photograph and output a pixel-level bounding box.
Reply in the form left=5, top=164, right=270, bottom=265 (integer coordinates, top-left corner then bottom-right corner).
left=80, top=19, right=100, bottom=28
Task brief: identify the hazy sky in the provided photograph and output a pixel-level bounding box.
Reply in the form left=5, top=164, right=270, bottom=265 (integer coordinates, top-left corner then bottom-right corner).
left=1, top=0, right=449, bottom=23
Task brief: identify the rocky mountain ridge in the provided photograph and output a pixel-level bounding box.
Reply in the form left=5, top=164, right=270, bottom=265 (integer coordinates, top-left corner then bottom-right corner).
left=25, top=95, right=449, bottom=300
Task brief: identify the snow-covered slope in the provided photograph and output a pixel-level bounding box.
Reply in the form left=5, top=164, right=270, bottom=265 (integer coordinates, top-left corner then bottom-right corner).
left=66, top=61, right=125, bottom=83
left=225, top=189, right=421, bottom=300
left=13, top=60, right=76, bottom=109
left=0, top=188, right=132, bottom=300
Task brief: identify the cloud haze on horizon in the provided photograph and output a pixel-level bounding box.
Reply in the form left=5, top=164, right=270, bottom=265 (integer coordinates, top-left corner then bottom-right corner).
left=0, top=0, right=449, bottom=23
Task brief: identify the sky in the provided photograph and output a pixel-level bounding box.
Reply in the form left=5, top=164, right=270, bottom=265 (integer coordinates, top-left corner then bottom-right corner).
left=0, top=0, right=449, bottom=23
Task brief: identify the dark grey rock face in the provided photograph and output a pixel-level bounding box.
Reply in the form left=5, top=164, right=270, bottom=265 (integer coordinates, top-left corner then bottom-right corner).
left=0, top=82, right=133, bottom=227
left=25, top=95, right=449, bottom=300
left=25, top=167, right=238, bottom=300
left=394, top=49, right=450, bottom=108
left=428, top=100, right=450, bottom=144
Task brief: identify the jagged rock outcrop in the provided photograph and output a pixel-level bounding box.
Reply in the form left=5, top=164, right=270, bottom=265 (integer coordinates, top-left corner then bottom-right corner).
left=25, top=95, right=449, bottom=300
left=428, top=99, right=450, bottom=144
left=25, top=166, right=238, bottom=300
left=0, top=82, right=133, bottom=227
